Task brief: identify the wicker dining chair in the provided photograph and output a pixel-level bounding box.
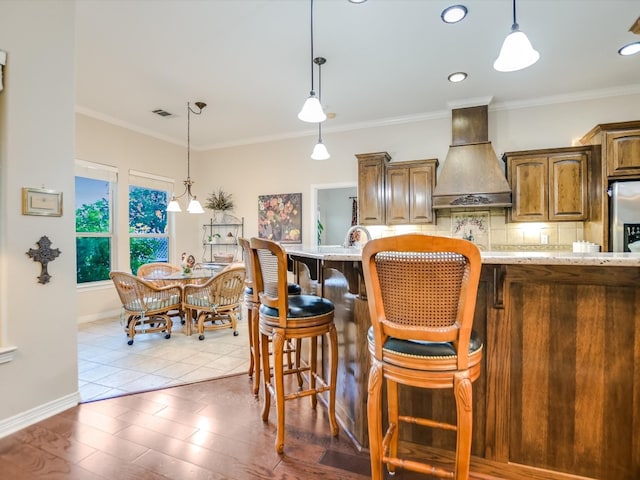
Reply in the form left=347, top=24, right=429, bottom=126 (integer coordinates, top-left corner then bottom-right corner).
left=109, top=271, right=182, bottom=345
left=361, top=234, right=483, bottom=480
left=182, top=265, right=246, bottom=340
left=136, top=262, right=181, bottom=279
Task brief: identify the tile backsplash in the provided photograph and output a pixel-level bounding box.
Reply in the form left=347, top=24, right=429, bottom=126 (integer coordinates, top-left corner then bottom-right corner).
left=369, top=208, right=584, bottom=251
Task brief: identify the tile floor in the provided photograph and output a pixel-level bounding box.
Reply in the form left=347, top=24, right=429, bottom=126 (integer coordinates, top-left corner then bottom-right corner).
left=77, top=314, right=250, bottom=403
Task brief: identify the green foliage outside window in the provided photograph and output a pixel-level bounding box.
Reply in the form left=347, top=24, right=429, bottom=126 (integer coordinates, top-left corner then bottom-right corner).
left=76, top=192, right=111, bottom=283
left=76, top=237, right=111, bottom=283
left=129, top=186, right=169, bottom=275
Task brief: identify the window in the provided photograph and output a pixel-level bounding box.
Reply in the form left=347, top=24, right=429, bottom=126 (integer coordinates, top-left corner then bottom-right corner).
left=128, top=170, right=174, bottom=275
left=75, top=161, right=117, bottom=283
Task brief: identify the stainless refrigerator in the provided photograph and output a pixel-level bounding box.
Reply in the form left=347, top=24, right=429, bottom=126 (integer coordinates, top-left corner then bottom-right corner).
left=610, top=181, right=640, bottom=252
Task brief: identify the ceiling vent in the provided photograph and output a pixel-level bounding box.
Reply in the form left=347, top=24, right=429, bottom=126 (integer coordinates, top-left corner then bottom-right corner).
left=152, top=108, right=174, bottom=118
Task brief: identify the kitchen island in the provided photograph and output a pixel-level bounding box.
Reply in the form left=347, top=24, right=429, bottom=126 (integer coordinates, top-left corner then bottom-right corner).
left=286, top=245, right=640, bottom=480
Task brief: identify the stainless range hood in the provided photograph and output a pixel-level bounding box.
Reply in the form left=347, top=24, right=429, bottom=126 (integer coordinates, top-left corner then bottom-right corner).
left=432, top=105, right=512, bottom=209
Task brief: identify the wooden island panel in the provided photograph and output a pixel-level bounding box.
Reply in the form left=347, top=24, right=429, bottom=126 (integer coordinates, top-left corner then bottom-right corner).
left=503, top=266, right=640, bottom=479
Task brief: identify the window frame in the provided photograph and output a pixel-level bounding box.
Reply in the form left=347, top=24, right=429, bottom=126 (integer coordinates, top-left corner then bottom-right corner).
left=128, top=170, right=175, bottom=273
left=75, top=159, right=118, bottom=285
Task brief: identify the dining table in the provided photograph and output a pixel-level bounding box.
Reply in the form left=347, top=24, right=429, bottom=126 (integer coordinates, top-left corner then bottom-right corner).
left=143, top=263, right=228, bottom=335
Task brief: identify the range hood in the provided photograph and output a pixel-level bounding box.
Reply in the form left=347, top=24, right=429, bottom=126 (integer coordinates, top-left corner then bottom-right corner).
left=432, top=105, right=512, bottom=209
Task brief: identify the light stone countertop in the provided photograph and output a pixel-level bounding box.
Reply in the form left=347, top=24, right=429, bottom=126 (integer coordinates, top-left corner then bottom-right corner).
left=285, top=245, right=640, bottom=267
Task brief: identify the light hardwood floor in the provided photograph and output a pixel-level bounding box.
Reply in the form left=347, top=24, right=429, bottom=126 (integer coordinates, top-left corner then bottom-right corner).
left=1, top=374, right=377, bottom=479
left=2, top=316, right=509, bottom=479
left=0, top=371, right=513, bottom=479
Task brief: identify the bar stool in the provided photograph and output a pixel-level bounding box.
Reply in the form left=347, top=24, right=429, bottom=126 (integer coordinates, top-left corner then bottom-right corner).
left=361, top=234, right=483, bottom=480
left=239, top=237, right=302, bottom=396
left=249, top=237, right=339, bottom=454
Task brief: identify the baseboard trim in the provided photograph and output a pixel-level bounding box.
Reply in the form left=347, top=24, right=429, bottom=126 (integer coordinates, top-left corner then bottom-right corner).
left=77, top=309, right=120, bottom=324
left=0, top=391, right=79, bottom=439
left=0, top=345, right=17, bottom=364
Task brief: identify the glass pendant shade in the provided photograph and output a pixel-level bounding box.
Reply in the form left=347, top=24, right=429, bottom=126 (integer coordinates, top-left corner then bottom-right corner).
left=311, top=140, right=330, bottom=160
left=167, top=198, right=182, bottom=212
left=298, top=92, right=326, bottom=123
left=619, top=41, right=640, bottom=56
left=494, top=27, right=540, bottom=72
left=187, top=198, right=205, bottom=214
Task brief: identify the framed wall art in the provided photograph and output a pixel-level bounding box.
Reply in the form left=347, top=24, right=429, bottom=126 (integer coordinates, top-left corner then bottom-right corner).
left=22, top=187, right=63, bottom=217
left=258, top=192, right=302, bottom=243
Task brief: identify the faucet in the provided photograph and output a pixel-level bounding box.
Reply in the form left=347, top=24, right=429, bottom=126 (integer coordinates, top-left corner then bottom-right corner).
left=343, top=225, right=372, bottom=248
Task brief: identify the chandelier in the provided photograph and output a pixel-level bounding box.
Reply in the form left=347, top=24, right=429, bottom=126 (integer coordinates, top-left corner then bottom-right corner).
left=167, top=101, right=206, bottom=214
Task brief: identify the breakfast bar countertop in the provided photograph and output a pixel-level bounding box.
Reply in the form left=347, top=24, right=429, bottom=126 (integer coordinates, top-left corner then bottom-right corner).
left=285, top=244, right=640, bottom=267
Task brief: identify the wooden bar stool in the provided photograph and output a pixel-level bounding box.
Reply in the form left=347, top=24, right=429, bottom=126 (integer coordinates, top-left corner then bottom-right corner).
left=249, top=237, right=339, bottom=454
left=361, top=234, right=483, bottom=480
left=239, top=237, right=302, bottom=396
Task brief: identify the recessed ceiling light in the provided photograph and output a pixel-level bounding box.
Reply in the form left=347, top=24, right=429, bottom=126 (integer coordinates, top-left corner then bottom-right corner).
left=618, top=41, right=640, bottom=56
left=348, top=0, right=368, bottom=3
left=441, top=5, right=468, bottom=24
left=448, top=72, right=468, bottom=83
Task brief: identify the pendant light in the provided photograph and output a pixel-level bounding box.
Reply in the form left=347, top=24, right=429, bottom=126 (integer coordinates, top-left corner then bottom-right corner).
left=167, top=101, right=206, bottom=214
left=298, top=0, right=326, bottom=123
left=493, top=0, right=539, bottom=72
left=311, top=57, right=330, bottom=160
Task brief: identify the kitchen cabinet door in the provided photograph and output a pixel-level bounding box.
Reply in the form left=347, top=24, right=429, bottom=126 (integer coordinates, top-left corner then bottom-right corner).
left=385, top=164, right=410, bottom=224
left=508, top=156, right=548, bottom=221
left=549, top=152, right=588, bottom=221
left=605, top=127, right=640, bottom=178
left=506, top=146, right=590, bottom=222
left=409, top=163, right=436, bottom=224
left=386, top=160, right=437, bottom=225
left=357, top=152, right=390, bottom=225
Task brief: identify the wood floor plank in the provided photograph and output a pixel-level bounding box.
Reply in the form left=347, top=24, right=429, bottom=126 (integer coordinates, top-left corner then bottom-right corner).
left=132, top=449, right=228, bottom=480
left=78, top=450, right=171, bottom=480
left=0, top=439, right=106, bottom=480
left=114, top=409, right=199, bottom=440
left=10, top=424, right=97, bottom=464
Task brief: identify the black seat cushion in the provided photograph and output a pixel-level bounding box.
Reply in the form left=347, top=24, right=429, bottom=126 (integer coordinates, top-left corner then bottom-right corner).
left=261, top=294, right=334, bottom=319
left=367, top=326, right=482, bottom=358
left=245, top=282, right=302, bottom=296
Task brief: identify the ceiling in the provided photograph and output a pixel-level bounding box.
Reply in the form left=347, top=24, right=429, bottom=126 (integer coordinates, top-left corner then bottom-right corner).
left=75, top=0, right=640, bottom=150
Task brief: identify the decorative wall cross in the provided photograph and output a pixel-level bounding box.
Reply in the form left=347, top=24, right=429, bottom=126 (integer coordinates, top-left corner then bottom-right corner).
left=26, top=235, right=61, bottom=284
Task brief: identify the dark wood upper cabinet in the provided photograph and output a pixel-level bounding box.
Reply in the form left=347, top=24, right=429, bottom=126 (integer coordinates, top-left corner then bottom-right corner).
left=356, top=152, right=390, bottom=225
left=505, top=146, right=590, bottom=222
left=386, top=160, right=438, bottom=225
left=580, top=121, right=640, bottom=179
left=357, top=152, right=437, bottom=226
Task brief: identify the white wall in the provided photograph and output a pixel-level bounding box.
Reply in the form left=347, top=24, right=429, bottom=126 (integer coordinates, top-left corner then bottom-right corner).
left=197, top=92, right=640, bottom=243
left=0, top=1, right=78, bottom=434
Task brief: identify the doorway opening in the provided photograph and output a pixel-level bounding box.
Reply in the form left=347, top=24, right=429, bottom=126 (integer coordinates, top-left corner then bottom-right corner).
left=309, top=182, right=357, bottom=247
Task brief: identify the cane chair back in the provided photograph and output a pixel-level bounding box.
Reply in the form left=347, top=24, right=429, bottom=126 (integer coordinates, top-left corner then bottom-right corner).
left=136, top=262, right=181, bottom=278
left=364, top=234, right=481, bottom=370
left=109, top=271, right=181, bottom=345
left=182, top=265, right=246, bottom=340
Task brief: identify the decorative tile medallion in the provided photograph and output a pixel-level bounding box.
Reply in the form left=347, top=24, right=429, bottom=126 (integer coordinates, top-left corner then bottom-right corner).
left=451, top=211, right=491, bottom=250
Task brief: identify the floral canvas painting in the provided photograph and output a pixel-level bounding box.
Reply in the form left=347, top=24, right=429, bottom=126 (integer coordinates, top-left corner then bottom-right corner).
left=258, top=192, right=302, bottom=243
left=451, top=211, right=490, bottom=250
